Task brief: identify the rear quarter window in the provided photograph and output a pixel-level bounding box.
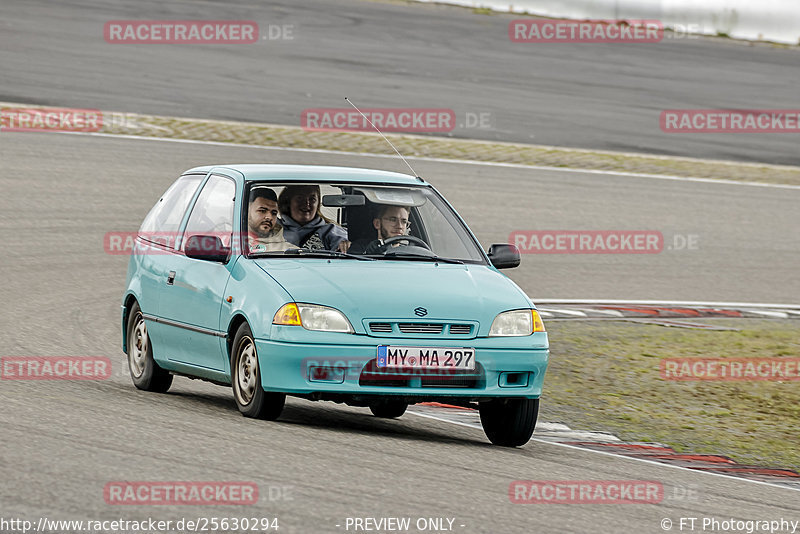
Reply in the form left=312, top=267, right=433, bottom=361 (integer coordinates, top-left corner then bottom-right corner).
left=138, top=174, right=204, bottom=245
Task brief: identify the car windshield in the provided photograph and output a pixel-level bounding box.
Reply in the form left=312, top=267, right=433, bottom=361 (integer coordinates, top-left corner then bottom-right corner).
left=243, top=182, right=487, bottom=264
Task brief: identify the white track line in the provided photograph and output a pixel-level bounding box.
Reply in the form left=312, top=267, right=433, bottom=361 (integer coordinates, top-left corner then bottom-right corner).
left=741, top=310, right=790, bottom=319
left=574, top=308, right=625, bottom=317
left=537, top=308, right=588, bottom=317
left=51, top=130, right=800, bottom=191
left=406, top=410, right=800, bottom=493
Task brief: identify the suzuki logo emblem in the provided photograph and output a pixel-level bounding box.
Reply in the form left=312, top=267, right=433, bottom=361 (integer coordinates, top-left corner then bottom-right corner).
left=414, top=307, right=428, bottom=317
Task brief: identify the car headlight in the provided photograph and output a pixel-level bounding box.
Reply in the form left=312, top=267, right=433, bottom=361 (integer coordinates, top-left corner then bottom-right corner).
left=488, top=309, right=545, bottom=336
left=273, top=303, right=354, bottom=333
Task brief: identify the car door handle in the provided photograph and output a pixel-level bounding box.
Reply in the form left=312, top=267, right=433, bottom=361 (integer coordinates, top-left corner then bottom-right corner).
left=167, top=271, right=176, bottom=285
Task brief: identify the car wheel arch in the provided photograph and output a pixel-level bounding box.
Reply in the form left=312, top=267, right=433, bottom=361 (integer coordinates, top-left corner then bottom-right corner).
left=226, top=314, right=250, bottom=363
left=122, top=293, right=139, bottom=354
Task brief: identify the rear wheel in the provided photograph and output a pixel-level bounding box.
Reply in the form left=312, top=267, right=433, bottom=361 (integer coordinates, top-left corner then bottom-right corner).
left=231, top=323, right=285, bottom=420
left=479, top=398, right=539, bottom=447
left=126, top=302, right=173, bottom=393
left=369, top=400, right=408, bottom=418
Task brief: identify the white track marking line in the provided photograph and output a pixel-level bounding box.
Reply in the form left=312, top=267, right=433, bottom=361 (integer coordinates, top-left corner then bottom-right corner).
left=537, top=308, right=588, bottom=317
left=741, top=310, right=790, bottom=318
left=573, top=308, right=625, bottom=317
left=49, top=130, right=800, bottom=191
left=406, top=410, right=800, bottom=493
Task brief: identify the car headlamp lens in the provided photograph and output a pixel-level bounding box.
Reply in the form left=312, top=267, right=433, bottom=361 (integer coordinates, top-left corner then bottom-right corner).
left=488, top=309, right=545, bottom=336
left=273, top=303, right=353, bottom=333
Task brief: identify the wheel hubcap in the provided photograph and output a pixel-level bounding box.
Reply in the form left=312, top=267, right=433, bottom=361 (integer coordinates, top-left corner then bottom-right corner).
left=235, top=338, right=257, bottom=405
left=129, top=314, right=147, bottom=378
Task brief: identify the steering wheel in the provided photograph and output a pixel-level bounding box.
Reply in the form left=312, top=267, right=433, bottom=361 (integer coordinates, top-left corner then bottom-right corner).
left=381, top=235, right=431, bottom=250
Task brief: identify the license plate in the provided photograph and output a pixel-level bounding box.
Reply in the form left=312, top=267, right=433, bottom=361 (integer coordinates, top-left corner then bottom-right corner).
left=376, top=346, right=475, bottom=370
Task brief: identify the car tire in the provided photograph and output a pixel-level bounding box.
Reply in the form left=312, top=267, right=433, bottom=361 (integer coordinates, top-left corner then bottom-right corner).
left=369, top=400, right=408, bottom=418
left=126, top=302, right=173, bottom=393
left=231, top=322, right=285, bottom=420
left=479, top=398, right=539, bottom=447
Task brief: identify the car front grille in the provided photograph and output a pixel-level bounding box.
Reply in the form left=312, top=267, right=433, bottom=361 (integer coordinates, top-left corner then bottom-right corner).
left=398, top=323, right=443, bottom=334
left=448, top=324, right=472, bottom=335
left=366, top=321, right=477, bottom=337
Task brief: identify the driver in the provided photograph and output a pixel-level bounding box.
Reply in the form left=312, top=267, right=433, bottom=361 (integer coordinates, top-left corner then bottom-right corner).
left=351, top=205, right=413, bottom=255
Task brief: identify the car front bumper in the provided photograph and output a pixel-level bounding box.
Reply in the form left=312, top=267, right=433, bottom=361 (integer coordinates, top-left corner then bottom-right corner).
left=254, top=332, right=548, bottom=399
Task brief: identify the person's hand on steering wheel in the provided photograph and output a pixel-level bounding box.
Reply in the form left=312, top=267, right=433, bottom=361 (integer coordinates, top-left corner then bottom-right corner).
left=364, top=235, right=430, bottom=254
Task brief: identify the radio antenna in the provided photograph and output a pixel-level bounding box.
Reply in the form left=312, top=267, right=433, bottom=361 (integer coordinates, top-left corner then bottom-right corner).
left=344, top=97, right=419, bottom=178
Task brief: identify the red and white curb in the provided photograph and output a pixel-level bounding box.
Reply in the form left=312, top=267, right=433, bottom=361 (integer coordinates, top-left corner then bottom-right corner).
left=409, top=403, right=800, bottom=490
left=533, top=300, right=800, bottom=329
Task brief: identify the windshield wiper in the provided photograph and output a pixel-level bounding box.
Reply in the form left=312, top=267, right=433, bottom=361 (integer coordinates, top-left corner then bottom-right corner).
left=251, top=248, right=374, bottom=261
left=378, top=252, right=464, bottom=264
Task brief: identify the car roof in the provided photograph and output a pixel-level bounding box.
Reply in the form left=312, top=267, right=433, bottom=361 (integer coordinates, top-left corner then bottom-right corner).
left=184, top=164, right=428, bottom=186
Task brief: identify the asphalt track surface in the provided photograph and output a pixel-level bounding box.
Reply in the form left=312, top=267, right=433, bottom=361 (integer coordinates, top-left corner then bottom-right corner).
left=2, top=0, right=800, bottom=165
left=1, top=132, right=800, bottom=533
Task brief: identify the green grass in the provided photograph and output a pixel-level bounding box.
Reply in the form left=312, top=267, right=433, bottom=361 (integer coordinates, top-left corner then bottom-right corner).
left=539, top=319, right=800, bottom=472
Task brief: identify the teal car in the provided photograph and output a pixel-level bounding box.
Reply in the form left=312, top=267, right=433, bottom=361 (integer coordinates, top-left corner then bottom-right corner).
left=122, top=165, right=548, bottom=446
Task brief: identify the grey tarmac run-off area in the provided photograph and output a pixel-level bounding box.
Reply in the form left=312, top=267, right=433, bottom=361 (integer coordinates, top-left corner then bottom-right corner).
left=2, top=0, right=800, bottom=166
left=1, top=132, right=799, bottom=532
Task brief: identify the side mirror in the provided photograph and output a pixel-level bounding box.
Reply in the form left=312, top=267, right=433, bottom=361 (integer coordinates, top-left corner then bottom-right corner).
left=184, top=235, right=230, bottom=263
left=487, top=244, right=520, bottom=269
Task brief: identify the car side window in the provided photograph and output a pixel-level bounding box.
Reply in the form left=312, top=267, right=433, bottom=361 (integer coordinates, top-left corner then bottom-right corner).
left=182, top=174, right=236, bottom=248
left=139, top=174, right=204, bottom=246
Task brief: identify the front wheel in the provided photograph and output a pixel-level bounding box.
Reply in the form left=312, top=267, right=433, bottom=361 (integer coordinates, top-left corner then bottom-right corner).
left=231, top=323, right=285, bottom=420
left=479, top=398, right=539, bottom=447
left=369, top=400, right=408, bottom=418
left=126, top=302, right=173, bottom=393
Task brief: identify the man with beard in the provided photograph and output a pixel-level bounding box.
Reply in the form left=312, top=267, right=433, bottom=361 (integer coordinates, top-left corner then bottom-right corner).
left=247, top=187, right=293, bottom=253
left=350, top=204, right=414, bottom=255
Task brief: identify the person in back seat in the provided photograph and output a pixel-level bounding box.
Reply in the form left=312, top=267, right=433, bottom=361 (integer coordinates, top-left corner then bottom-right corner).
left=278, top=185, right=350, bottom=252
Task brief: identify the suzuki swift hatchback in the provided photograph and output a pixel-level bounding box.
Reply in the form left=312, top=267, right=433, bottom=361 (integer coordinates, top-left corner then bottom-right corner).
left=122, top=165, right=548, bottom=446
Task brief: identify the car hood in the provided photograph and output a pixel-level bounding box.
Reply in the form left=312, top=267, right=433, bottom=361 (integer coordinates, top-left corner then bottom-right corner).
left=253, top=259, right=532, bottom=326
